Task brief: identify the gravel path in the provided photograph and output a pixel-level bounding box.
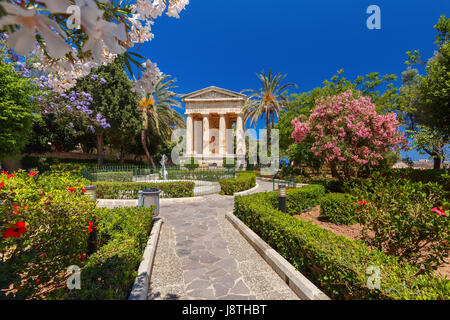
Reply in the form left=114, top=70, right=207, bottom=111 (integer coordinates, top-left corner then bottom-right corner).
left=148, top=181, right=299, bottom=300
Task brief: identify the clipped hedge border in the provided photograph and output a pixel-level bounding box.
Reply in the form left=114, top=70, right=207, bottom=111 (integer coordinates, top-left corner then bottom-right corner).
left=234, top=189, right=450, bottom=300
left=59, top=206, right=154, bottom=300
left=94, top=181, right=195, bottom=199
left=320, top=193, right=358, bottom=225
left=219, top=172, right=256, bottom=195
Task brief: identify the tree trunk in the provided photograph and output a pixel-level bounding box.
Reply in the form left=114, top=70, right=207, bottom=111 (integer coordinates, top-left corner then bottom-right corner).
left=266, top=116, right=271, bottom=155
left=330, top=162, right=341, bottom=180
left=96, top=132, right=104, bottom=165
left=119, top=145, right=124, bottom=165
left=141, top=130, right=155, bottom=168
left=433, top=157, right=442, bottom=170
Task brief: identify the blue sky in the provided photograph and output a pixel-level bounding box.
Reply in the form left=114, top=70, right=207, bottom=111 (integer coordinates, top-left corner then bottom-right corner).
left=137, top=0, right=449, bottom=160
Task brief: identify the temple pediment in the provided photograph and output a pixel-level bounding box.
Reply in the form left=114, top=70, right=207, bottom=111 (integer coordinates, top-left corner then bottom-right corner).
left=181, top=86, right=246, bottom=101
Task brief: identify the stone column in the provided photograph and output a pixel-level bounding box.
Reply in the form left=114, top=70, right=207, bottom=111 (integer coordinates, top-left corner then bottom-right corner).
left=186, top=114, right=193, bottom=156
left=202, top=114, right=210, bottom=156
left=219, top=113, right=226, bottom=156
left=194, top=118, right=202, bottom=155
left=236, top=114, right=246, bottom=167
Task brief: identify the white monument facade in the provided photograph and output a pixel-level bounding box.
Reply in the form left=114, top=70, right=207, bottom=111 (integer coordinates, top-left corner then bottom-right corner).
left=181, top=86, right=247, bottom=168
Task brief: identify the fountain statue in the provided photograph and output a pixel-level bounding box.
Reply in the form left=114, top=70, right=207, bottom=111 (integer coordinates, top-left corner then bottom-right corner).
left=160, top=154, right=168, bottom=180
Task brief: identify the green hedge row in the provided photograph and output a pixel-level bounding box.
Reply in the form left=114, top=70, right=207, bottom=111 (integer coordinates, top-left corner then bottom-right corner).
left=234, top=190, right=450, bottom=300
left=94, top=181, right=195, bottom=199
left=320, top=193, right=358, bottom=225
left=219, top=172, right=256, bottom=195
left=309, top=178, right=346, bottom=193
left=61, top=206, right=154, bottom=300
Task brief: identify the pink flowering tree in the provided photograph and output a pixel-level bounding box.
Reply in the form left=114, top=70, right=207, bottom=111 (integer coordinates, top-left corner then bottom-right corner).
left=291, top=90, right=408, bottom=180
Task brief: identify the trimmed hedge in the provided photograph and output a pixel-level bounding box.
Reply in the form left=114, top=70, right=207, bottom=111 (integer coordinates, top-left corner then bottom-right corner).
left=234, top=191, right=450, bottom=300
left=94, top=181, right=195, bottom=199
left=219, top=172, right=256, bottom=195
left=62, top=206, right=154, bottom=300
left=309, top=178, right=345, bottom=193
left=320, top=193, right=358, bottom=225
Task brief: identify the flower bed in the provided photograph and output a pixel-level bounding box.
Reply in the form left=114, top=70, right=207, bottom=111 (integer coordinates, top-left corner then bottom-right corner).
left=94, top=181, right=195, bottom=199
left=56, top=206, right=154, bottom=300
left=234, top=189, right=450, bottom=300
left=0, top=171, right=154, bottom=300
left=219, top=172, right=256, bottom=195
left=320, top=193, right=358, bottom=225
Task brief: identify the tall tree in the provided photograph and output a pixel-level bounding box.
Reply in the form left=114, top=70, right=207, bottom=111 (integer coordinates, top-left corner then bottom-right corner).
left=139, top=75, right=184, bottom=167
left=75, top=59, right=141, bottom=165
left=400, top=15, right=450, bottom=169
left=242, top=69, right=297, bottom=149
left=0, top=56, right=37, bottom=161
left=277, top=70, right=400, bottom=168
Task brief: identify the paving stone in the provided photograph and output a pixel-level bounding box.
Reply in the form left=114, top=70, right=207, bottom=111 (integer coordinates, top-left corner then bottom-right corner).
left=213, top=283, right=229, bottom=297
left=186, top=279, right=211, bottom=291
left=147, top=181, right=300, bottom=300
left=176, top=248, right=191, bottom=256
left=188, top=288, right=216, bottom=299
left=230, top=280, right=251, bottom=295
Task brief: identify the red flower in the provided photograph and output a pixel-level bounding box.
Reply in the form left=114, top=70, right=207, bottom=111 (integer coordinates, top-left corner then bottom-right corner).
left=3, top=221, right=26, bottom=238
left=81, top=187, right=86, bottom=193
left=67, top=187, right=76, bottom=193
left=36, top=278, right=40, bottom=284
left=28, top=171, right=38, bottom=177
left=6, top=174, right=16, bottom=179
left=88, top=221, right=97, bottom=234
left=0, top=181, right=4, bottom=189
left=1, top=170, right=8, bottom=175
left=431, top=207, right=448, bottom=217
left=79, top=254, right=86, bottom=261
left=358, top=200, right=368, bottom=205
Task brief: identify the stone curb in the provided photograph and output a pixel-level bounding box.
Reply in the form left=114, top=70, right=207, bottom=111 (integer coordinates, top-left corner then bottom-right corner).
left=225, top=212, right=330, bottom=300
left=128, top=218, right=163, bottom=300
left=97, top=196, right=206, bottom=208
left=233, top=183, right=259, bottom=196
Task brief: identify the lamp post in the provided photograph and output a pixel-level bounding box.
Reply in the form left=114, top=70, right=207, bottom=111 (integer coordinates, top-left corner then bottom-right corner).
left=138, top=188, right=161, bottom=216
left=84, top=185, right=97, bottom=202
left=278, top=184, right=287, bottom=213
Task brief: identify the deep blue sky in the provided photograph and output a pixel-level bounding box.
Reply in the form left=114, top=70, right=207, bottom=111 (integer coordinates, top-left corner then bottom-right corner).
left=136, top=0, right=449, bottom=160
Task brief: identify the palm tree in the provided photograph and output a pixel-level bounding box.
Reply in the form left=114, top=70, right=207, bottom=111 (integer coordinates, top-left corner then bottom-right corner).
left=242, top=69, right=297, bottom=148
left=139, top=75, right=184, bottom=167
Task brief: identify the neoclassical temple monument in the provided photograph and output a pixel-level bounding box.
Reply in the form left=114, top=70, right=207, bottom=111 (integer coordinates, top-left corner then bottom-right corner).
left=181, top=86, right=247, bottom=168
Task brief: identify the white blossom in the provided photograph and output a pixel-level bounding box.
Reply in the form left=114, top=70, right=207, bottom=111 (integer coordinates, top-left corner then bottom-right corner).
left=0, top=2, right=70, bottom=58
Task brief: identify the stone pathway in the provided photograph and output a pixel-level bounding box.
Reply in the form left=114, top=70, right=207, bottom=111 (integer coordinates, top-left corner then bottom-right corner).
left=148, top=181, right=299, bottom=300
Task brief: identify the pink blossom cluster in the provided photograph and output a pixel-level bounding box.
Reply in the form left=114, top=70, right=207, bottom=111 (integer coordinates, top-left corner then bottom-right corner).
left=291, top=90, right=408, bottom=168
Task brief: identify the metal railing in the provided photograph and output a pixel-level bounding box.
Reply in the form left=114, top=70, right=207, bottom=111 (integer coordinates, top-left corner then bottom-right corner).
left=272, top=177, right=297, bottom=191
left=81, top=165, right=235, bottom=182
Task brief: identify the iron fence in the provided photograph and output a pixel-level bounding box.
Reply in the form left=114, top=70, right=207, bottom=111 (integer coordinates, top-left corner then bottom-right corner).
left=272, top=177, right=297, bottom=191
left=81, top=165, right=235, bottom=183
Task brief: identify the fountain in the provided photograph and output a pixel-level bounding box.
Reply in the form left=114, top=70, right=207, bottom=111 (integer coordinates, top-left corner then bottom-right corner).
left=160, top=154, right=168, bottom=180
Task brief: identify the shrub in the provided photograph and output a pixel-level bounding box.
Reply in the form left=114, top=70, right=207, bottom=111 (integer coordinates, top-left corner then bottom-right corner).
left=309, top=178, right=345, bottom=193
left=219, top=172, right=256, bottom=195
left=349, top=173, right=450, bottom=272
left=285, top=184, right=326, bottom=214
left=320, top=193, right=358, bottom=225
left=0, top=171, right=96, bottom=299
left=94, top=181, right=195, bottom=199
left=383, top=168, right=449, bottom=191
left=234, top=191, right=450, bottom=300
left=184, top=157, right=199, bottom=170
left=55, top=206, right=154, bottom=300
left=92, top=171, right=134, bottom=182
